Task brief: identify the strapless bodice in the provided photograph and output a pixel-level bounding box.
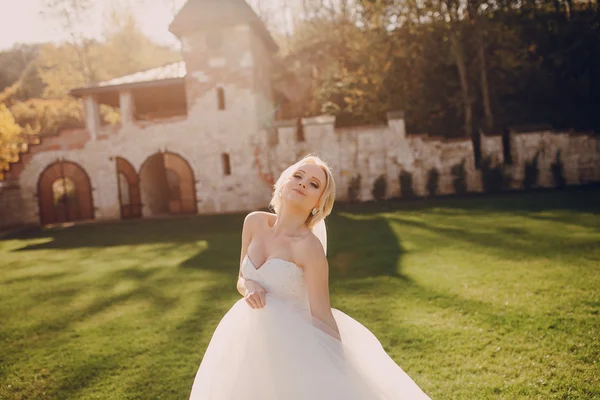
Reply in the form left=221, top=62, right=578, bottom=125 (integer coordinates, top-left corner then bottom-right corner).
left=242, top=255, right=310, bottom=312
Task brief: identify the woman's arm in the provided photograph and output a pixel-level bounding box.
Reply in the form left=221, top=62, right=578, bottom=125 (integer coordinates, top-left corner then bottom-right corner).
left=236, top=212, right=267, bottom=308
left=236, top=212, right=255, bottom=296
left=301, top=235, right=341, bottom=341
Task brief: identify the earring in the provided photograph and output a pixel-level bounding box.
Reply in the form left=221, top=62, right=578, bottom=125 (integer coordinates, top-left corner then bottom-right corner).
left=311, top=208, right=318, bottom=215
left=278, top=191, right=282, bottom=198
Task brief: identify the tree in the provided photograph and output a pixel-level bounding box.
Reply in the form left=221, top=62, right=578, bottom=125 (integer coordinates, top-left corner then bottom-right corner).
left=437, top=0, right=474, bottom=138
left=36, top=43, right=90, bottom=98
left=41, top=0, right=101, bottom=84
left=0, top=104, right=29, bottom=179
left=100, top=5, right=181, bottom=78
left=0, top=44, right=41, bottom=92
left=467, top=0, right=494, bottom=131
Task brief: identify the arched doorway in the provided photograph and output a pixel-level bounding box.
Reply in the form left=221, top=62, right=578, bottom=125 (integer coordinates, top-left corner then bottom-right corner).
left=116, top=157, right=142, bottom=219
left=139, top=152, right=197, bottom=217
left=37, top=161, right=94, bottom=225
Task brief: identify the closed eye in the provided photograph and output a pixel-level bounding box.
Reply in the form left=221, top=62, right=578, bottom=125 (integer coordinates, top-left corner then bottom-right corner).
left=294, top=172, right=319, bottom=188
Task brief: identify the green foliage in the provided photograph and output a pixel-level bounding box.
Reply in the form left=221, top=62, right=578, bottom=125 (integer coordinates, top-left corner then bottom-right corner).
left=451, top=159, right=468, bottom=195
left=551, top=150, right=567, bottom=189
left=0, top=104, right=25, bottom=178
left=100, top=10, right=180, bottom=81
left=36, top=43, right=92, bottom=98
left=523, top=152, right=540, bottom=189
left=399, top=169, right=415, bottom=198
left=276, top=4, right=600, bottom=134
left=34, top=16, right=180, bottom=99
left=426, top=167, right=440, bottom=197
left=372, top=174, right=387, bottom=201
left=12, top=60, right=45, bottom=101
left=9, top=98, right=85, bottom=137
left=0, top=44, right=40, bottom=93
left=348, top=173, right=361, bottom=203
left=99, top=104, right=121, bottom=126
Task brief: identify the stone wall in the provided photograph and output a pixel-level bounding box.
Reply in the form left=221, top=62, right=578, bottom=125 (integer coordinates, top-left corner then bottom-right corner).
left=1, top=93, right=274, bottom=226
left=181, top=24, right=269, bottom=138
left=0, top=181, right=26, bottom=232
left=269, top=115, right=600, bottom=201
left=1, top=110, right=599, bottom=228
left=269, top=113, right=482, bottom=200
left=480, top=129, right=600, bottom=189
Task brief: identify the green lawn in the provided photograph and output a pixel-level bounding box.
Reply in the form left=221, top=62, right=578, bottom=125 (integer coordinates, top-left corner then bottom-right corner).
left=1, top=187, right=599, bottom=400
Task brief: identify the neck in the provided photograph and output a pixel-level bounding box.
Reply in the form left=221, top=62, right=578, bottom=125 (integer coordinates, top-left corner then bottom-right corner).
left=272, top=205, right=308, bottom=236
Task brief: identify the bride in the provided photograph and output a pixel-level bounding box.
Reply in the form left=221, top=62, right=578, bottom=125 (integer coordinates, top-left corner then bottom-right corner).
left=188, top=155, right=432, bottom=399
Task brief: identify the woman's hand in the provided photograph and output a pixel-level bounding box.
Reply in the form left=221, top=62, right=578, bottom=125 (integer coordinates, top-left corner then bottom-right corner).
left=244, top=279, right=267, bottom=309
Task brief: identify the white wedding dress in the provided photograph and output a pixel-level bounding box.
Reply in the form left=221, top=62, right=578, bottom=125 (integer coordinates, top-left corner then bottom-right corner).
left=188, top=254, right=432, bottom=399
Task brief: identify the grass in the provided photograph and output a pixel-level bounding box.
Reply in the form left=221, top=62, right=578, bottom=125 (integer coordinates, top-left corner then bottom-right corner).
left=1, top=187, right=599, bottom=400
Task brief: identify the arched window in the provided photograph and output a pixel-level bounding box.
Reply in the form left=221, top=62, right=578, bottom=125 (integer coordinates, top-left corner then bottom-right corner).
left=52, top=177, right=76, bottom=206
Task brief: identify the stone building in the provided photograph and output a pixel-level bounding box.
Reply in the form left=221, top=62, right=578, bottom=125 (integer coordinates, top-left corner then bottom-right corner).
left=1, top=0, right=599, bottom=231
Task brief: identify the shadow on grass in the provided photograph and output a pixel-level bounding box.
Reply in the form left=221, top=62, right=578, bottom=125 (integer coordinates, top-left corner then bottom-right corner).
left=45, top=355, right=121, bottom=400
left=334, top=185, right=600, bottom=229
left=337, top=275, right=533, bottom=330
left=3, top=271, right=73, bottom=285
left=386, top=214, right=598, bottom=260
left=4, top=187, right=598, bottom=398
left=6, top=213, right=246, bottom=251
left=326, top=211, right=408, bottom=281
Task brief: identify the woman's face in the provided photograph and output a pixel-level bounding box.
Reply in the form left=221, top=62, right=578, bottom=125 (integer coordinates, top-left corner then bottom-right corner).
left=280, top=163, right=327, bottom=213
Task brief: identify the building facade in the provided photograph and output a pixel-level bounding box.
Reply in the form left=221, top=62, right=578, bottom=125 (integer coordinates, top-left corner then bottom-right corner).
left=1, top=0, right=599, bottom=231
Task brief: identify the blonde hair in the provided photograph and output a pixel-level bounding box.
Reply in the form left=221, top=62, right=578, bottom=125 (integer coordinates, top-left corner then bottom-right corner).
left=269, top=154, right=336, bottom=229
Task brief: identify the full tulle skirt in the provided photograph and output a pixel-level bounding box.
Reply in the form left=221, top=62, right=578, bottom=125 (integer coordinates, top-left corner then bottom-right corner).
left=188, top=294, right=431, bottom=399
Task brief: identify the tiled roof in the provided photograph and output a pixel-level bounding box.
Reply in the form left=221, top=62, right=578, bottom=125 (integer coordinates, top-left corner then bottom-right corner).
left=70, top=61, right=186, bottom=95
left=97, top=61, right=186, bottom=87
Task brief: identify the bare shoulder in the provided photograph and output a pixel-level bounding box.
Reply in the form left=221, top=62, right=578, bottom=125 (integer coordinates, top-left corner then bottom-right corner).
left=243, top=211, right=276, bottom=230
left=295, top=230, right=327, bottom=270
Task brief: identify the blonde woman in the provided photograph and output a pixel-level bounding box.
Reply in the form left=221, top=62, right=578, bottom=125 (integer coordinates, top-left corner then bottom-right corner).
left=189, top=155, right=431, bottom=399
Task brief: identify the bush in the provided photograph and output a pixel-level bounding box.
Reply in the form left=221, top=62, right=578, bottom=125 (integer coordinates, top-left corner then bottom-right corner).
left=426, top=167, right=440, bottom=197
left=451, top=159, right=468, bottom=195
left=551, top=150, right=566, bottom=189
left=372, top=174, right=387, bottom=201
left=481, top=156, right=510, bottom=193
left=10, top=98, right=84, bottom=136
left=523, top=152, right=540, bottom=189
left=399, top=170, right=415, bottom=198
left=347, top=174, right=361, bottom=203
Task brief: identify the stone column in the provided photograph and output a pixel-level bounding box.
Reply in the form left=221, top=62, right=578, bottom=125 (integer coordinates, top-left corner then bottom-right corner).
left=83, top=95, right=100, bottom=140
left=387, top=111, right=406, bottom=139
left=119, top=91, right=136, bottom=127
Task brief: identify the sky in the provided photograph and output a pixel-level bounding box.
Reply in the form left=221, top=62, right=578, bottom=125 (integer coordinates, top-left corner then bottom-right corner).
left=0, top=0, right=294, bottom=52
left=0, top=0, right=191, bottom=51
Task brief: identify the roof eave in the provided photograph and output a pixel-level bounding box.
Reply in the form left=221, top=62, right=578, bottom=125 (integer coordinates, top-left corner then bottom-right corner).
left=70, top=77, right=185, bottom=98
